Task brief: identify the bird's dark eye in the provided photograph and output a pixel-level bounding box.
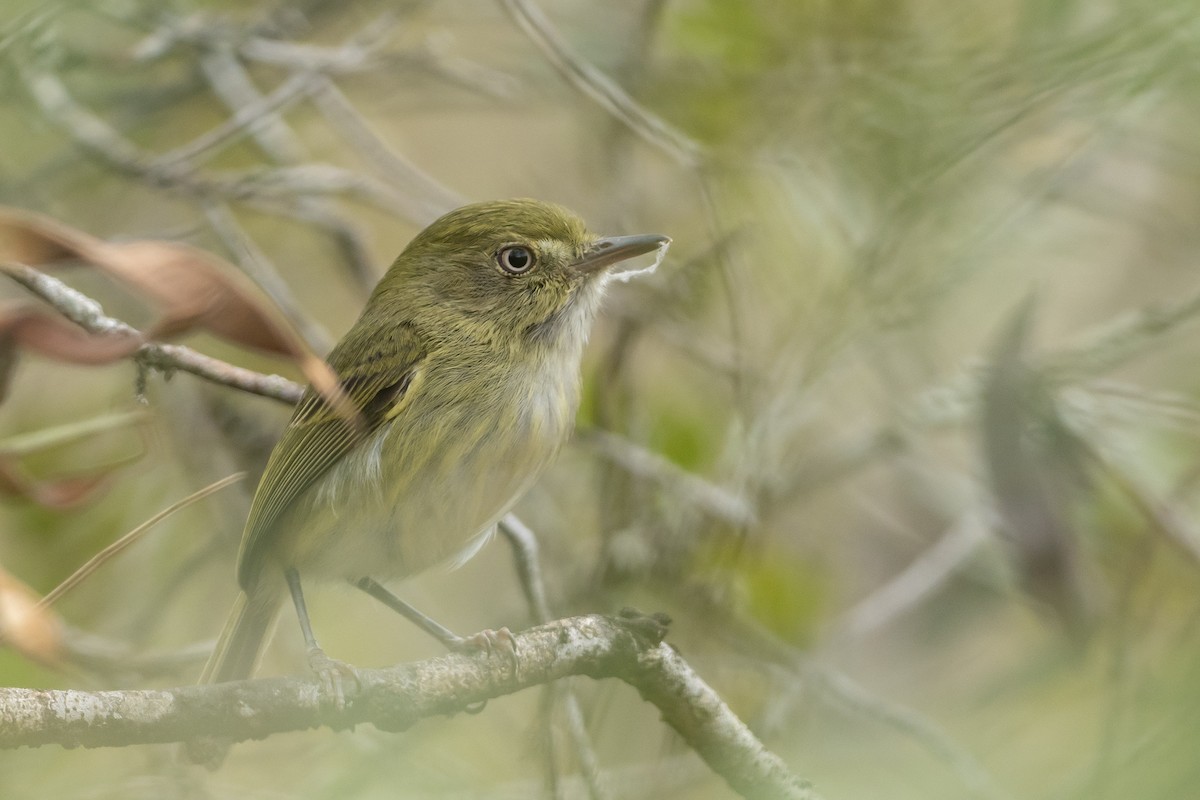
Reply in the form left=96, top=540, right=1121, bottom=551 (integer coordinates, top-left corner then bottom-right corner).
left=497, top=245, right=535, bottom=274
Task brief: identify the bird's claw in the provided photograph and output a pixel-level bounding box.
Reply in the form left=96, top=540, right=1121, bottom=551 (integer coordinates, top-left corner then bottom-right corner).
left=307, top=647, right=361, bottom=710
left=454, top=627, right=520, bottom=678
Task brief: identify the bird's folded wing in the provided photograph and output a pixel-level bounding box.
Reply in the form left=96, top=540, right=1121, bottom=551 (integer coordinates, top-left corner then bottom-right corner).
left=236, top=319, right=427, bottom=588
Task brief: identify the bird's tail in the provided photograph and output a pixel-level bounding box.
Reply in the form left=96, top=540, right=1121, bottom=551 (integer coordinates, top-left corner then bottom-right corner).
left=199, top=589, right=281, bottom=685
left=183, top=589, right=281, bottom=766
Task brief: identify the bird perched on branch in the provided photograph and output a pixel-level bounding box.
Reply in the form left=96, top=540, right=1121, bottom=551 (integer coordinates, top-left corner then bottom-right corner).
left=200, top=199, right=669, bottom=701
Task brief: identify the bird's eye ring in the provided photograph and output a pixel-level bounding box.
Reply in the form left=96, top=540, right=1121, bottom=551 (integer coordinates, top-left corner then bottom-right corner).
left=497, top=245, right=536, bottom=275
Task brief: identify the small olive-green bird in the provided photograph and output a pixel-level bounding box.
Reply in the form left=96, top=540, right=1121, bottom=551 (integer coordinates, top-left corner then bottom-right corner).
left=201, top=199, right=668, bottom=692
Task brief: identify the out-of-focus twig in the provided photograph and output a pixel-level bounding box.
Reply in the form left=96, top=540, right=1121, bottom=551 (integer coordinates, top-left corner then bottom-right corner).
left=1044, top=284, right=1200, bottom=382
left=898, top=278, right=1200, bottom=438
left=579, top=428, right=756, bottom=526
left=0, top=409, right=147, bottom=457
left=133, top=11, right=394, bottom=74
left=61, top=626, right=212, bottom=681
left=808, top=665, right=1010, bottom=800
left=498, top=0, right=703, bottom=167
left=501, top=515, right=611, bottom=800
left=196, top=48, right=310, bottom=160
left=191, top=33, right=380, bottom=290
left=152, top=71, right=315, bottom=170
left=202, top=202, right=333, bottom=353
left=14, top=60, right=434, bottom=236
left=675, top=583, right=1009, bottom=800
left=309, top=76, right=464, bottom=224
left=1068, top=422, right=1200, bottom=565
left=500, top=515, right=553, bottom=625
left=835, top=511, right=989, bottom=641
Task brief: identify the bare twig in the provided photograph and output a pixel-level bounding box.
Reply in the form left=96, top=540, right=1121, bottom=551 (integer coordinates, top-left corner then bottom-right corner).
left=0, top=409, right=148, bottom=457
left=193, top=43, right=379, bottom=290
left=498, top=0, right=703, bottom=167
left=3, top=263, right=303, bottom=404
left=202, top=202, right=333, bottom=352
left=835, top=511, right=989, bottom=641
left=672, top=587, right=1008, bottom=800
left=133, top=11, right=396, bottom=75
left=60, top=626, right=213, bottom=680
left=579, top=428, right=756, bottom=526
left=1044, top=285, right=1200, bottom=382
left=896, top=279, right=1200, bottom=440
left=501, top=516, right=610, bottom=800
left=309, top=76, right=464, bottom=224
left=809, top=664, right=1009, bottom=800
left=500, top=514, right=554, bottom=624
left=14, top=60, right=429, bottom=243
left=152, top=71, right=315, bottom=170
left=197, top=47, right=310, bottom=160
left=0, top=614, right=819, bottom=800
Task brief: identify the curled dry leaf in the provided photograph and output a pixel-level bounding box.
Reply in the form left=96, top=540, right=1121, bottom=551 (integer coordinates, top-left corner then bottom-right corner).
left=0, top=456, right=114, bottom=509
left=0, top=302, right=143, bottom=401
left=0, top=207, right=346, bottom=414
left=0, top=563, right=63, bottom=665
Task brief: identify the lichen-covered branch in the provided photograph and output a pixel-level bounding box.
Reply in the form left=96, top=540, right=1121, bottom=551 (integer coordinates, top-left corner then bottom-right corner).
left=0, top=614, right=819, bottom=800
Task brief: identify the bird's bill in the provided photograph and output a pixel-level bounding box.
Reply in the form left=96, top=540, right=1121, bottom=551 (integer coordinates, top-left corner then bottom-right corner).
left=574, top=233, right=671, bottom=275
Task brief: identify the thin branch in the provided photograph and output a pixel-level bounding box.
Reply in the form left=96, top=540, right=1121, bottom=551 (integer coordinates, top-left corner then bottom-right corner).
left=60, top=626, right=213, bottom=681
left=498, top=0, right=703, bottom=167
left=196, top=47, right=311, bottom=161
left=500, top=514, right=554, bottom=624
left=0, top=614, right=819, bottom=800
left=193, top=43, right=379, bottom=291
left=501, top=516, right=610, bottom=800
left=834, top=511, right=989, bottom=641
left=3, top=263, right=303, bottom=404
left=201, top=201, right=333, bottom=353
left=133, top=11, right=396, bottom=75
left=15, top=60, right=433, bottom=227
left=1044, top=284, right=1200, bottom=382
left=578, top=428, right=756, bottom=526
left=0, top=409, right=148, bottom=457
left=809, top=665, right=1010, bottom=800
left=308, top=76, right=464, bottom=224
left=670, top=588, right=1008, bottom=800
left=152, top=71, right=315, bottom=170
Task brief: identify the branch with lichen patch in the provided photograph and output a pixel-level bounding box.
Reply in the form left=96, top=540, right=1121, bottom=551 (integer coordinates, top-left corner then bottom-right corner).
left=0, top=613, right=818, bottom=800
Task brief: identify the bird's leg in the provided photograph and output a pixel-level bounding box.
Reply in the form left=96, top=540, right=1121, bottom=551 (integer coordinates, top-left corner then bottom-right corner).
left=353, top=576, right=518, bottom=664
left=286, top=567, right=358, bottom=708
left=354, top=576, right=465, bottom=648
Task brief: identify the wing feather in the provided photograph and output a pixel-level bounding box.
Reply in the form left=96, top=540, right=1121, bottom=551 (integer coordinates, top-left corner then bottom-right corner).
left=236, top=319, right=427, bottom=588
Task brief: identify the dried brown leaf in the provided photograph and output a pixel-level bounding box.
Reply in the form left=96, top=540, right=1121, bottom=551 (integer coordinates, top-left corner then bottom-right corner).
left=0, top=457, right=112, bottom=509
left=0, top=564, right=64, bottom=665
left=0, top=208, right=346, bottom=413
left=0, top=302, right=143, bottom=400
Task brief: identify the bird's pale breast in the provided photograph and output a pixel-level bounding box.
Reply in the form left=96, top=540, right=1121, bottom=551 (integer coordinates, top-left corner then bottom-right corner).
left=276, top=350, right=578, bottom=581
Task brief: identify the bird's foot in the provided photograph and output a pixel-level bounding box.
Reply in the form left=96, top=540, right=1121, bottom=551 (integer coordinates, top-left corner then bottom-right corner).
left=307, top=646, right=361, bottom=710
left=453, top=626, right=516, bottom=657
left=456, top=627, right=520, bottom=676
left=449, top=627, right=519, bottom=714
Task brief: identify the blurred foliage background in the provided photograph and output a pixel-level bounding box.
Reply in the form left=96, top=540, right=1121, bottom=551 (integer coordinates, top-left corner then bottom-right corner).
left=3, top=0, right=1200, bottom=798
